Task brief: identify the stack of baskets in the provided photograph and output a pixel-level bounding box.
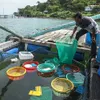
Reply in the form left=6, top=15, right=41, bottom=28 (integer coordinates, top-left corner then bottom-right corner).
left=61, top=64, right=85, bottom=87
left=51, top=78, right=74, bottom=97
left=37, top=63, right=56, bottom=77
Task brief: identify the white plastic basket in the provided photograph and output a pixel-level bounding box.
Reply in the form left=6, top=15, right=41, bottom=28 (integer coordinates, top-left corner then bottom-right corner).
left=19, top=51, right=34, bottom=60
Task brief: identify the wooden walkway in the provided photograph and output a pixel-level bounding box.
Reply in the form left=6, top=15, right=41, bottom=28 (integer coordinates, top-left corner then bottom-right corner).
left=22, top=29, right=90, bottom=52
left=0, top=29, right=90, bottom=52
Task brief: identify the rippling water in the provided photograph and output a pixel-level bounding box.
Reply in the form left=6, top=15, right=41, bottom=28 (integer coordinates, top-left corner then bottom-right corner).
left=0, top=18, right=100, bottom=42
left=0, top=18, right=72, bottom=42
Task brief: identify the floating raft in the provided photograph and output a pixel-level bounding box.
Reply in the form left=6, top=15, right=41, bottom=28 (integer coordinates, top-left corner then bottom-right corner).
left=22, top=29, right=90, bottom=52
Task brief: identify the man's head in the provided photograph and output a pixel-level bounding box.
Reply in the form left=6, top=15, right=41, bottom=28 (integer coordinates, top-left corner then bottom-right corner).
left=73, top=12, right=82, bottom=23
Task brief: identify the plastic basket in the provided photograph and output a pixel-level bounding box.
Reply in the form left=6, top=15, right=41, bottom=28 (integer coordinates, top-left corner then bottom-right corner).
left=19, top=51, right=34, bottom=60
left=66, top=72, right=85, bottom=87
left=62, top=64, right=80, bottom=74
left=22, top=60, right=39, bottom=72
left=6, top=67, right=26, bottom=80
left=37, top=63, right=55, bottom=73
left=51, top=78, right=74, bottom=97
left=37, top=63, right=56, bottom=77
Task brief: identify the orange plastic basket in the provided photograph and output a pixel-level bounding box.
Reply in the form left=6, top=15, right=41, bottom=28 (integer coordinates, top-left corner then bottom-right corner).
left=6, top=66, right=26, bottom=80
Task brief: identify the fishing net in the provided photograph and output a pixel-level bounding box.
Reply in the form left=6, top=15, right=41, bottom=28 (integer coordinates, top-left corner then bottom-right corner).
left=56, top=35, right=78, bottom=64
left=45, top=57, right=60, bottom=69
left=30, top=87, right=52, bottom=100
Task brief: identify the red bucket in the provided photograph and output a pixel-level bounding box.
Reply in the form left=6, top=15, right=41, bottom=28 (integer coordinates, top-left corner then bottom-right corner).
left=22, top=60, right=39, bottom=72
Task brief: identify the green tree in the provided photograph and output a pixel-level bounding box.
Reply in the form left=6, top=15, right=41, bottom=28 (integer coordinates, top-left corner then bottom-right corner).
left=92, top=5, right=100, bottom=13
left=18, top=8, right=25, bottom=16
left=96, top=0, right=100, bottom=3
left=47, top=5, right=60, bottom=13
left=14, top=12, right=19, bottom=16
left=37, top=3, right=47, bottom=12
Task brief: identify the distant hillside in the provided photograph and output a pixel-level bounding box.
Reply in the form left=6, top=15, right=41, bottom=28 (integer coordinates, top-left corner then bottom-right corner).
left=14, top=0, right=100, bottom=19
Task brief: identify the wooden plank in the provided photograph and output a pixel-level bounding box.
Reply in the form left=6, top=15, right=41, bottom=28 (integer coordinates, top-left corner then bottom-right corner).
left=39, top=31, right=57, bottom=42
left=34, top=32, right=52, bottom=40
left=53, top=30, right=72, bottom=42
left=34, top=29, right=71, bottom=41
left=49, top=30, right=68, bottom=41
left=41, top=32, right=60, bottom=43
left=34, top=30, right=59, bottom=40
left=22, top=38, right=90, bottom=52
left=37, top=30, right=63, bottom=43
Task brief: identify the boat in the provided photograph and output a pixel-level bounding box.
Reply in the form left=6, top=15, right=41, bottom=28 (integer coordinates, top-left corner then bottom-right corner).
left=0, top=14, right=100, bottom=100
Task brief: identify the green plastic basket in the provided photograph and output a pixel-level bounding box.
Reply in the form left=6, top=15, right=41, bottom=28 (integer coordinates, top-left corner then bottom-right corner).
left=30, top=87, right=52, bottom=100
left=66, top=72, right=85, bottom=87
left=37, top=63, right=56, bottom=73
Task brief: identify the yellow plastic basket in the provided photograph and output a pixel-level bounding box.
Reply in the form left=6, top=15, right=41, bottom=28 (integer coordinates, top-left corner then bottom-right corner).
left=6, top=66, right=26, bottom=80
left=51, top=78, right=74, bottom=97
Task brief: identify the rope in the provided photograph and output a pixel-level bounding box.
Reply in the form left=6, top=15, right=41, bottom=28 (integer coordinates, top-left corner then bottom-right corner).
left=0, top=25, right=23, bottom=39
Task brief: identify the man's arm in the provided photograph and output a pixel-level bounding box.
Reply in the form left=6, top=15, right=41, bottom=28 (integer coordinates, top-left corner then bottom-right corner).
left=71, top=26, right=77, bottom=38
left=91, top=27, right=96, bottom=42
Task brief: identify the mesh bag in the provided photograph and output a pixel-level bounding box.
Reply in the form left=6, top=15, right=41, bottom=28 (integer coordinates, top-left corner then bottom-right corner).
left=30, top=87, right=52, bottom=100
left=56, top=35, right=78, bottom=64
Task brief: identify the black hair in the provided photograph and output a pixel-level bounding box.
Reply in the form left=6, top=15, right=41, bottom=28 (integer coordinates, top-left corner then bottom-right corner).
left=73, top=12, right=82, bottom=19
